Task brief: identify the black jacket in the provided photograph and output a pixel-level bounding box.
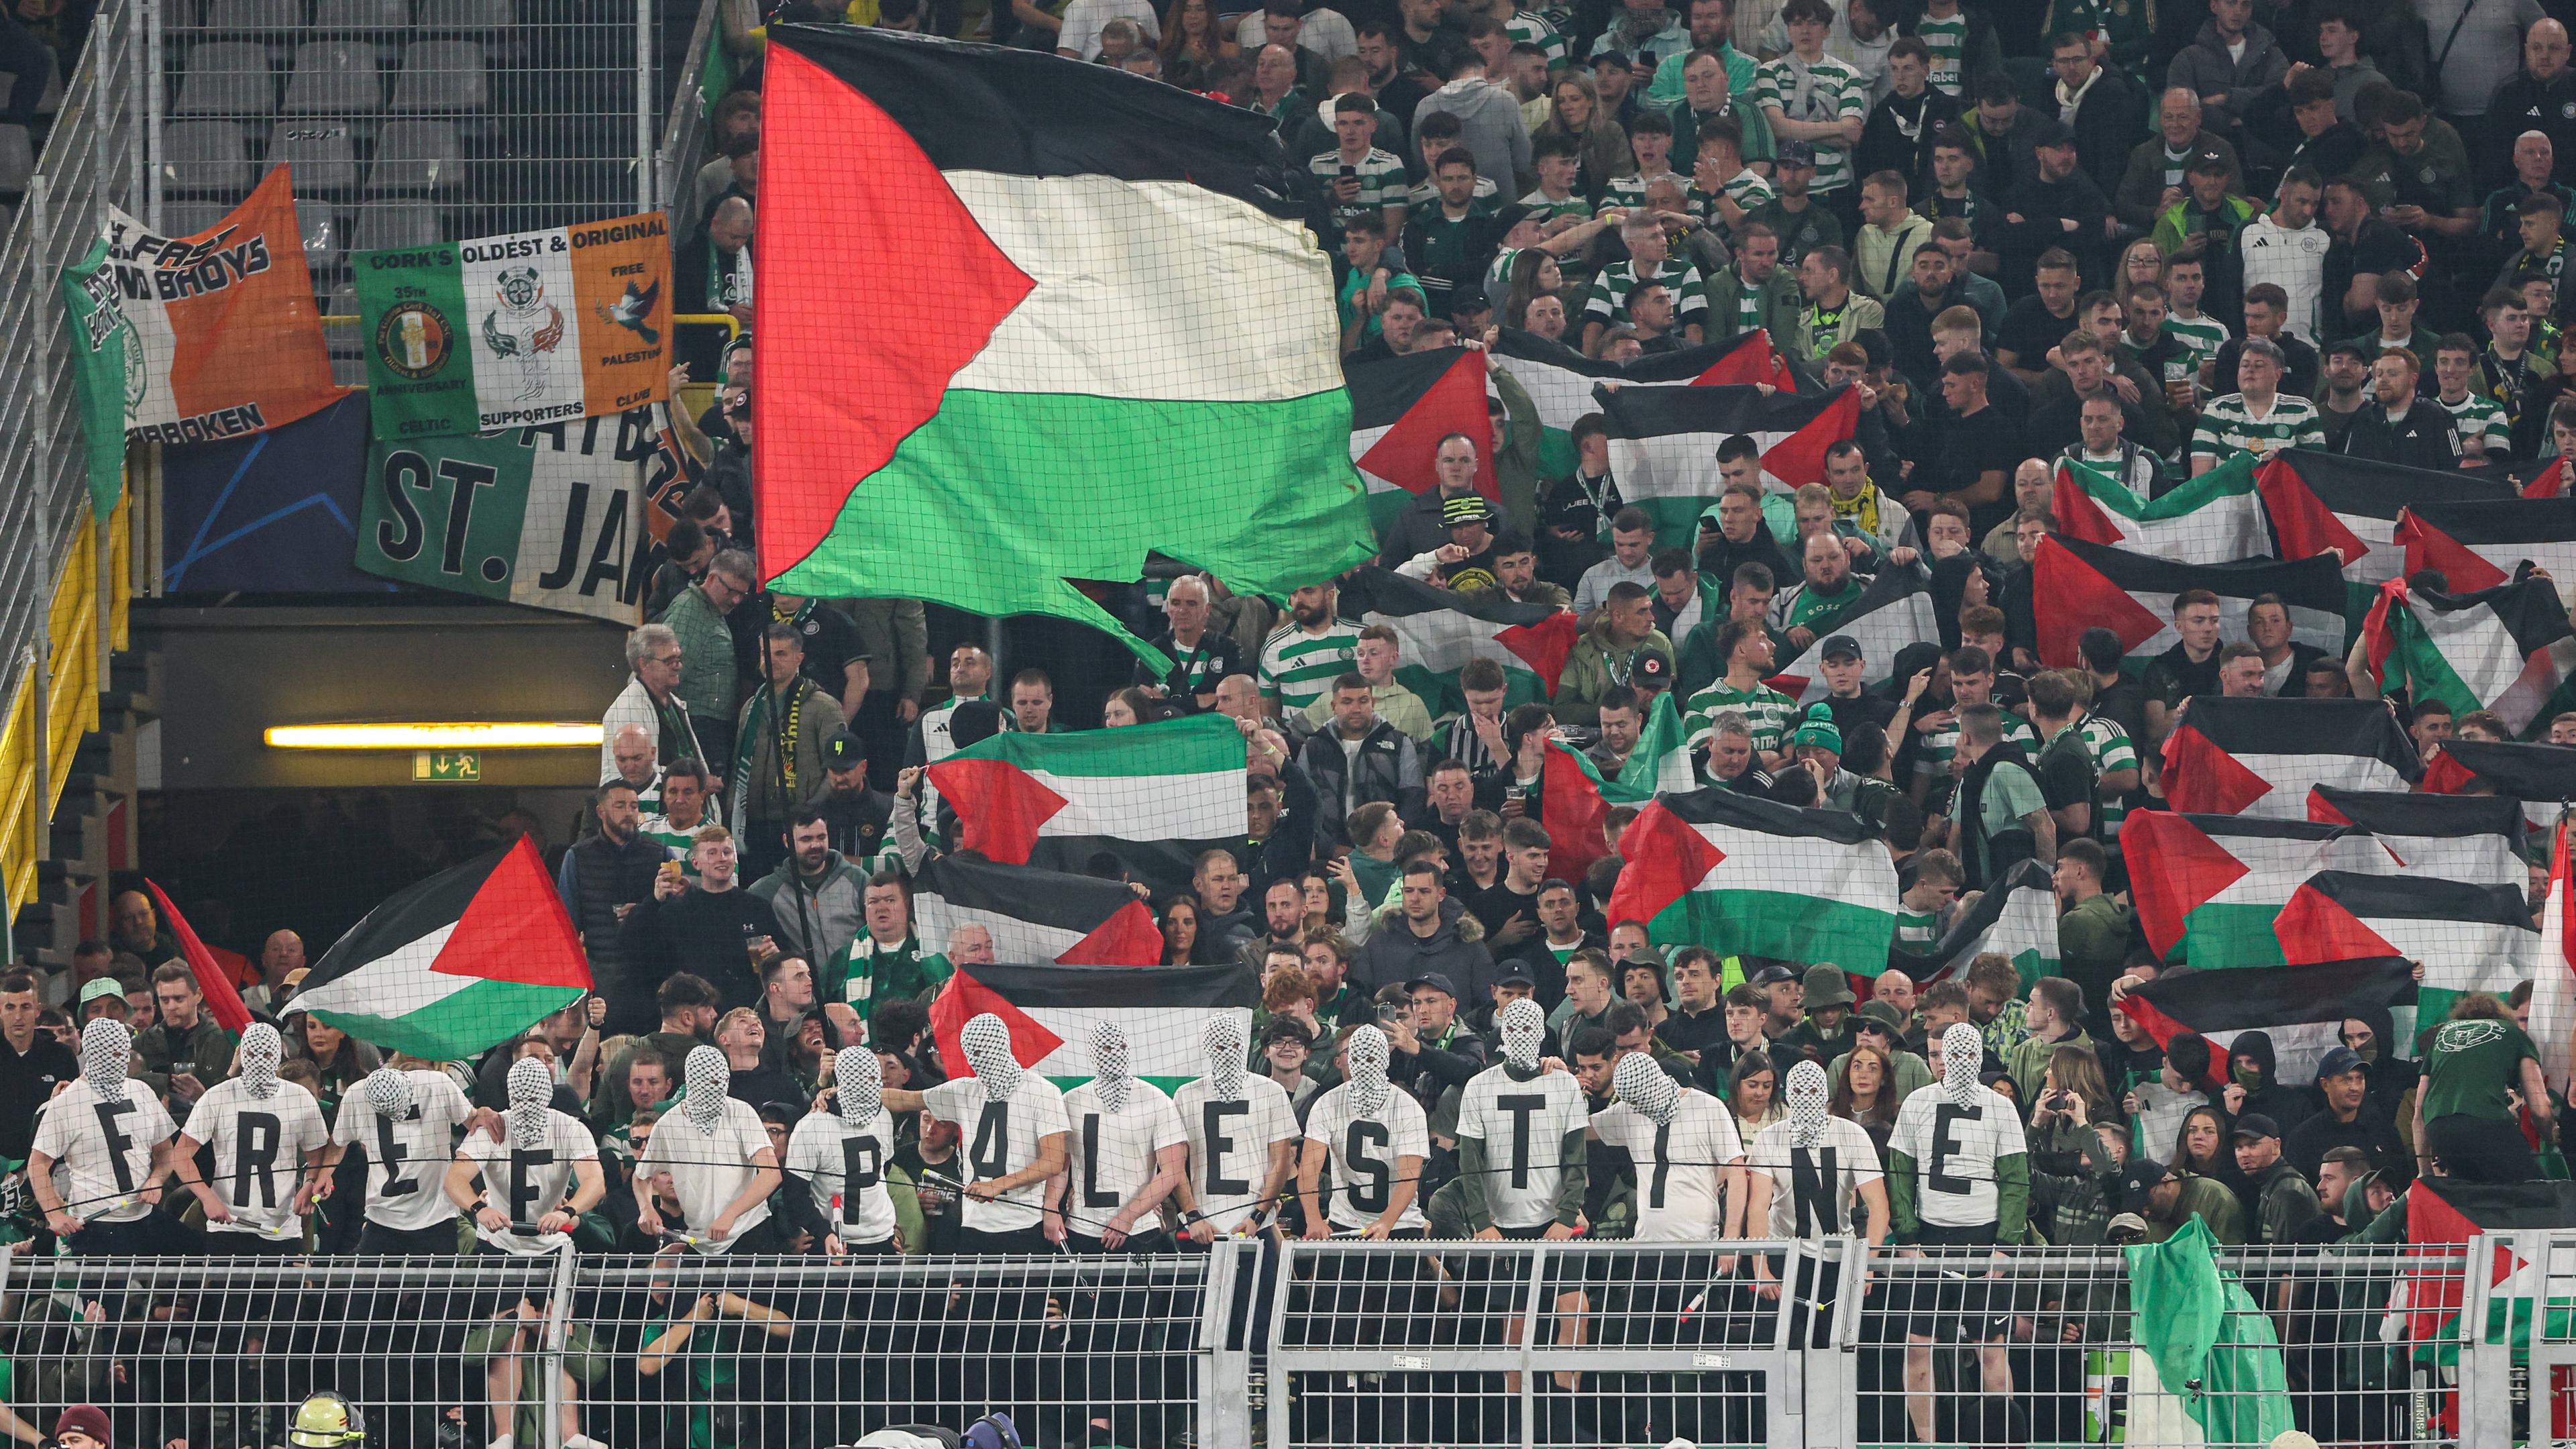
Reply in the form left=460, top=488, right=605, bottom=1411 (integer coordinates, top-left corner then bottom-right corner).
left=2065, top=68, right=2146, bottom=199
left=1857, top=85, right=1965, bottom=197
left=618, top=883, right=784, bottom=1014
left=557, top=829, right=672, bottom=1019
left=1298, top=720, right=1427, bottom=846
left=2335, top=398, right=2463, bottom=472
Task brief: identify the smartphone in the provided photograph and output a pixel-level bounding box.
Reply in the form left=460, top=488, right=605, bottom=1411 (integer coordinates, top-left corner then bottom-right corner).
left=1339, top=164, right=1357, bottom=183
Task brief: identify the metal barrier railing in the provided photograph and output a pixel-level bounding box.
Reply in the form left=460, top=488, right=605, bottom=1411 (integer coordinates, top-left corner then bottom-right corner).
left=6, top=1235, right=2514, bottom=1449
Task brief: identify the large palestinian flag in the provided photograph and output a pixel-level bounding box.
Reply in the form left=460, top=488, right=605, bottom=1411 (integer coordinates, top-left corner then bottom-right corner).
left=2398, top=496, right=2576, bottom=593
left=2360, top=572, right=2576, bottom=736
left=750, top=28, right=1377, bottom=667
left=928, top=961, right=1256, bottom=1091
left=1336, top=566, right=1578, bottom=711
left=1485, top=326, right=1797, bottom=478
left=2305, top=785, right=2527, bottom=878
left=1594, top=382, right=1863, bottom=546
left=2272, top=871, right=2535, bottom=1025
left=2026, top=535, right=2344, bottom=671
left=1540, top=692, right=1696, bottom=879
left=2121, top=812, right=2403, bottom=967
left=2421, top=737, right=2576, bottom=830
left=2116, top=953, right=2416, bottom=1091
left=1887, top=858, right=2059, bottom=988
left=1347, top=345, right=1499, bottom=531
left=926, top=712, right=1246, bottom=895
left=2051, top=453, right=2267, bottom=566
left=286, top=837, right=589, bottom=1059
left=2159, top=696, right=2420, bottom=818
left=2398, top=1179, right=2576, bottom=1442
left=2255, top=450, right=2513, bottom=621
left=1766, top=567, right=1938, bottom=702
left=910, top=853, right=1164, bottom=966
left=1606, top=786, right=1897, bottom=971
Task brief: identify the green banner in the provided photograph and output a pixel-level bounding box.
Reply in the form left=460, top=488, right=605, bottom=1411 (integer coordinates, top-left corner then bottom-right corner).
left=352, top=241, right=475, bottom=441
left=354, top=409, right=665, bottom=622
left=57, top=237, right=130, bottom=523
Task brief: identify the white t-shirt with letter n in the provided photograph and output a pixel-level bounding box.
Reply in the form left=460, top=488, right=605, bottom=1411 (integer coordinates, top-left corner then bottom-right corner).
left=1746, top=1116, right=1883, bottom=1242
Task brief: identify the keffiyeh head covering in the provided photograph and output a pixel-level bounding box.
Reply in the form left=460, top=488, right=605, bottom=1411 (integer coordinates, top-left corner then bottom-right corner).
left=1345, top=1024, right=1391, bottom=1116
left=1499, top=999, right=1546, bottom=1074
left=1614, top=1051, right=1678, bottom=1126
left=1091, top=1020, right=1134, bottom=1114
left=238, top=1023, right=283, bottom=1102
left=507, top=1055, right=555, bottom=1149
left=362, top=1065, right=414, bottom=1119
left=1786, top=1059, right=1830, bottom=1150
left=80, top=1018, right=133, bottom=1103
left=1939, top=1022, right=1983, bottom=1108
left=682, top=1044, right=731, bottom=1134
left=835, top=1048, right=881, bottom=1126
left=961, top=1014, right=1024, bottom=1102
left=1202, top=1014, right=1247, bottom=1102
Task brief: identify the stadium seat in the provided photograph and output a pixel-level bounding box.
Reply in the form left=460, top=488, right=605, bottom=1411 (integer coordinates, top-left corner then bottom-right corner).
left=172, top=42, right=276, bottom=117
left=264, top=122, right=358, bottom=195
left=349, top=200, right=441, bottom=250
left=199, top=0, right=307, bottom=38
left=295, top=194, right=343, bottom=275
left=158, top=121, right=252, bottom=197
left=30, top=51, right=60, bottom=117
left=159, top=199, right=233, bottom=235
left=365, top=119, right=464, bottom=195
left=0, top=125, right=32, bottom=199
left=282, top=41, right=384, bottom=117
left=315, top=0, right=412, bottom=32
left=413, top=0, right=513, bottom=32
left=390, top=41, right=487, bottom=113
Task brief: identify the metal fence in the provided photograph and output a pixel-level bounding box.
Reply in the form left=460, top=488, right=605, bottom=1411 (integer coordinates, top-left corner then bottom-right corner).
left=5, top=1236, right=2532, bottom=1449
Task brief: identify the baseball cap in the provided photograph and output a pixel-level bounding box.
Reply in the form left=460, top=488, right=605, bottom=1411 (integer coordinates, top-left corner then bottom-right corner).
left=2033, top=118, right=2077, bottom=148
left=1819, top=634, right=1863, bottom=663
left=823, top=730, right=865, bottom=769
left=1491, top=201, right=1536, bottom=233
left=1405, top=971, right=1458, bottom=1000
left=77, top=977, right=125, bottom=1008
left=1493, top=959, right=1538, bottom=988
left=1801, top=962, right=1856, bottom=1009
left=1774, top=140, right=1815, bottom=166
left=1633, top=652, right=1673, bottom=690
left=1442, top=493, right=1499, bottom=529
left=2106, top=1211, right=2151, bottom=1240
left=1750, top=963, right=1800, bottom=986
left=2315, top=1045, right=2367, bottom=1082
left=2229, top=1113, right=2282, bottom=1141
left=2118, top=1159, right=2171, bottom=1210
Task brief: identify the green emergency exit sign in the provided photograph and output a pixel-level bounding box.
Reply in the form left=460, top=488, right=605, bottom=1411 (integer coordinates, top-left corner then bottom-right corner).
left=412, top=751, right=482, bottom=782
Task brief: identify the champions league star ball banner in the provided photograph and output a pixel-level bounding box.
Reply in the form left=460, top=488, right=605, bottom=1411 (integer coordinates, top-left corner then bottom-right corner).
left=78, top=166, right=347, bottom=452
left=354, top=212, right=672, bottom=440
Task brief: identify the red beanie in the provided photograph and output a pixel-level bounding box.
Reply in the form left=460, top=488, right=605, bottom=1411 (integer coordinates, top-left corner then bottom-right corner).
left=56, top=1407, right=111, bottom=1447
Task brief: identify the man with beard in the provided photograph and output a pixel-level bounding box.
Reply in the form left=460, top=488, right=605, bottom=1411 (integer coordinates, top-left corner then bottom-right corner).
left=557, top=780, right=672, bottom=1033
left=812, top=733, right=897, bottom=875
left=750, top=809, right=868, bottom=992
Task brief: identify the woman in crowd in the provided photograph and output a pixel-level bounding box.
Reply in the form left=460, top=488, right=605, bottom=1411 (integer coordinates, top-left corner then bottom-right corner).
left=1831, top=1040, right=1900, bottom=1155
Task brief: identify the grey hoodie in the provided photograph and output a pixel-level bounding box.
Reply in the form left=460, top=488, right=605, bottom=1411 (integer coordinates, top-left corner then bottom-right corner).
left=1413, top=76, right=1533, bottom=194
left=747, top=849, right=869, bottom=969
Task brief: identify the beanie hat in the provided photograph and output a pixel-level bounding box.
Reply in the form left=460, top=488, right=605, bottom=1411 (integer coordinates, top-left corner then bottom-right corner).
left=1790, top=702, right=1842, bottom=755
left=56, top=1407, right=111, bottom=1446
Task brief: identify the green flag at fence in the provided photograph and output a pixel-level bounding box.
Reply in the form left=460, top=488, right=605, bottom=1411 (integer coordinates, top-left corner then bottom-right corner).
left=2125, top=1218, right=2298, bottom=1446
left=56, top=237, right=130, bottom=524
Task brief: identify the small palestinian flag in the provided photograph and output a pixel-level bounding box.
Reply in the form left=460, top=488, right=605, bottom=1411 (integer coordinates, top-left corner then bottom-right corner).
left=2027, top=535, right=2344, bottom=671
left=1336, top=566, right=1578, bottom=712
left=2051, top=453, right=2267, bottom=566
left=910, top=853, right=1163, bottom=966
left=287, top=837, right=590, bottom=1060
left=1607, top=786, right=1898, bottom=972
left=2397, top=496, right=2576, bottom=593
left=2255, top=451, right=2513, bottom=609
left=1888, top=858, right=2058, bottom=987
left=927, top=712, right=1246, bottom=896
left=144, top=880, right=254, bottom=1034
left=2159, top=696, right=2420, bottom=819
left=2116, top=953, right=2415, bottom=1091
left=2522, top=454, right=2573, bottom=498
left=1766, top=567, right=1939, bottom=702
left=2272, top=870, right=2535, bottom=1025
left=1594, top=381, right=1864, bottom=546
left=2360, top=572, right=2576, bottom=736
left=2121, top=812, right=2392, bottom=966
left=1540, top=692, right=1695, bottom=879
left=928, top=961, right=1257, bottom=1091
left=2421, top=737, right=2576, bottom=830
left=1348, top=346, right=1499, bottom=531
left=1486, top=326, right=1796, bottom=478
left=2398, top=1177, right=2576, bottom=1440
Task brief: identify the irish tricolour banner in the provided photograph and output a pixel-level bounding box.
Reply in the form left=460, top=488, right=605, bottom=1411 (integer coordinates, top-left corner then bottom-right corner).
left=286, top=837, right=590, bottom=1060
left=94, top=166, right=346, bottom=447
left=1606, top=786, right=1897, bottom=969
left=354, top=213, right=672, bottom=439
left=928, top=961, right=1257, bottom=1090
left=927, top=712, right=1246, bottom=894
left=750, top=26, right=1376, bottom=667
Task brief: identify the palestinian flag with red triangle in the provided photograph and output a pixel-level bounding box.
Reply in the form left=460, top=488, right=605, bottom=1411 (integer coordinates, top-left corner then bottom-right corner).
left=2273, top=870, right=2535, bottom=1024
left=1337, top=566, right=1578, bottom=710
left=2254, top=451, right=2512, bottom=621
left=749, top=26, right=1376, bottom=668
left=1348, top=345, right=1499, bottom=533
left=2396, top=1179, right=2576, bottom=1439
left=1593, top=380, right=1863, bottom=547
left=2051, top=451, right=2267, bottom=565
left=1605, top=786, right=1896, bottom=968
left=1485, top=326, right=1796, bottom=478
left=909, top=853, right=1165, bottom=967
left=286, top=837, right=589, bottom=1060
left=2116, top=953, right=2415, bottom=1087
left=926, top=712, right=1245, bottom=895
left=2360, top=570, right=2576, bottom=736
left=928, top=960, right=1258, bottom=1090
left=2161, top=696, right=2419, bottom=818
left=2396, top=496, right=2576, bottom=594
left=2026, top=534, right=2345, bottom=672
left=2414, top=737, right=2576, bottom=832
